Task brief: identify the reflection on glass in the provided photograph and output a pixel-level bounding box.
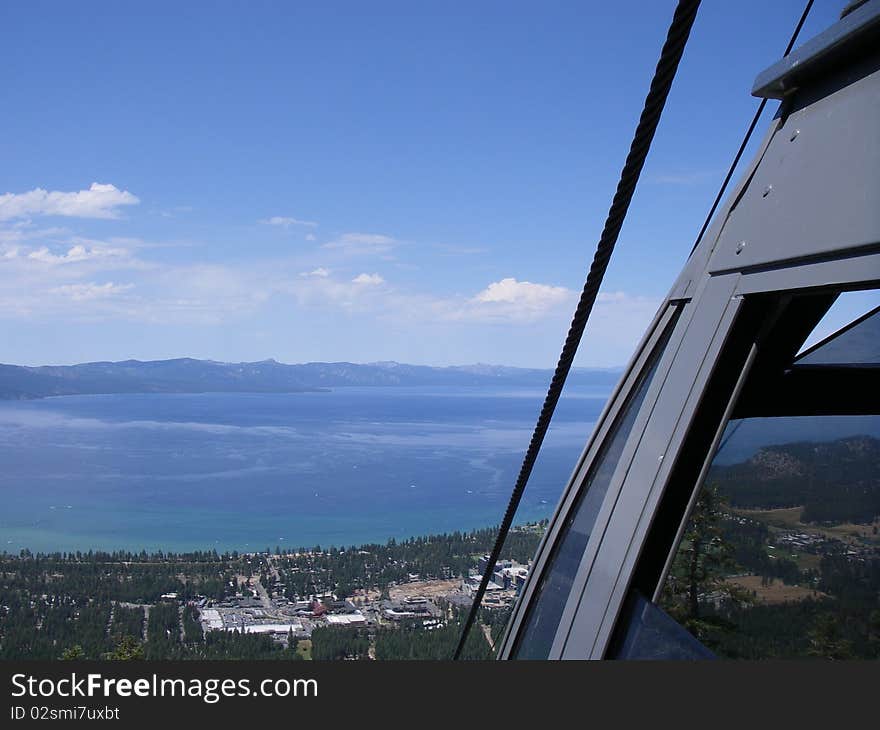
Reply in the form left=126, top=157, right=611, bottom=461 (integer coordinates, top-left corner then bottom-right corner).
left=612, top=591, right=715, bottom=660
left=795, top=306, right=880, bottom=367
left=657, top=415, right=880, bottom=659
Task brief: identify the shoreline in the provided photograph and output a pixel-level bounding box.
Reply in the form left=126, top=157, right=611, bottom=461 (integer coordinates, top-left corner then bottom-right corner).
left=0, top=520, right=549, bottom=561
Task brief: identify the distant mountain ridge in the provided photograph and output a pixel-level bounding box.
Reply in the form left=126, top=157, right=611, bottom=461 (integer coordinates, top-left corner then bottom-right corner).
left=712, top=435, right=880, bottom=525
left=0, top=357, right=623, bottom=400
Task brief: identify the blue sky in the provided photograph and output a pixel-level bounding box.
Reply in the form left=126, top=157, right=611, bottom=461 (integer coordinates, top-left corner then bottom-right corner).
left=0, top=1, right=853, bottom=367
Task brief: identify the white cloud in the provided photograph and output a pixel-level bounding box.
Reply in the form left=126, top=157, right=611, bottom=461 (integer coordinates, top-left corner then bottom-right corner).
left=305, top=233, right=317, bottom=242
left=0, top=232, right=158, bottom=321
left=474, top=277, right=570, bottom=306
left=259, top=216, right=318, bottom=228
left=50, top=282, right=134, bottom=301
left=27, top=244, right=129, bottom=265
left=0, top=232, right=661, bottom=366
left=0, top=183, right=139, bottom=221
left=284, top=270, right=392, bottom=312
left=0, top=237, right=148, bottom=284
left=352, top=272, right=384, bottom=286
left=462, top=282, right=656, bottom=333
left=323, top=232, right=396, bottom=254
left=300, top=267, right=330, bottom=278
left=344, top=277, right=577, bottom=326
left=0, top=221, right=70, bottom=247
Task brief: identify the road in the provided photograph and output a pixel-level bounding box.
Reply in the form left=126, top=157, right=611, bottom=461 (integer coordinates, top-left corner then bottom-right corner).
left=254, top=574, right=274, bottom=611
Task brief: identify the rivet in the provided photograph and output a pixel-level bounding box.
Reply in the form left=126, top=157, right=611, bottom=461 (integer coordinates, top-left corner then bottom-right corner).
left=790, top=128, right=800, bottom=141
left=762, top=185, right=772, bottom=198
left=735, top=241, right=747, bottom=255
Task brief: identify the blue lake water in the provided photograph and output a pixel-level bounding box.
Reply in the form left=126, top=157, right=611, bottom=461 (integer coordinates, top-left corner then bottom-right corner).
left=0, top=386, right=610, bottom=553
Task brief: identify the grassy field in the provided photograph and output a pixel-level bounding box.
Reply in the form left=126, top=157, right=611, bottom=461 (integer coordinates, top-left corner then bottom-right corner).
left=733, top=505, right=804, bottom=528
left=727, top=575, right=827, bottom=605
left=733, top=506, right=879, bottom=546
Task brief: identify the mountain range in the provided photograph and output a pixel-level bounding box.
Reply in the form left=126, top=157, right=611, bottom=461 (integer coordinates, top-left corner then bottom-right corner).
left=0, top=358, right=623, bottom=400
left=712, top=435, right=880, bottom=525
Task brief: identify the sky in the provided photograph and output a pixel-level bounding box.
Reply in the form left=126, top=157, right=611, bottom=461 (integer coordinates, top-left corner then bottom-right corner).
left=0, top=0, right=858, bottom=368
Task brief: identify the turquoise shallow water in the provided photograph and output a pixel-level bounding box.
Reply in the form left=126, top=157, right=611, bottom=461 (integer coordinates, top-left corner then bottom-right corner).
left=0, top=386, right=609, bottom=553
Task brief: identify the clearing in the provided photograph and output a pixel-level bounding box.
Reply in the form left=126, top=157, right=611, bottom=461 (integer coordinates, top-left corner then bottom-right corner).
left=727, top=575, right=827, bottom=605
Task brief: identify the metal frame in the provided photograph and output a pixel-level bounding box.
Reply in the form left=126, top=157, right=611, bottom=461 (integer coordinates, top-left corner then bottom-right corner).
left=581, top=274, right=879, bottom=660
left=498, top=3, right=880, bottom=660
left=497, top=301, right=676, bottom=658
left=752, top=0, right=880, bottom=99
left=562, top=275, right=742, bottom=658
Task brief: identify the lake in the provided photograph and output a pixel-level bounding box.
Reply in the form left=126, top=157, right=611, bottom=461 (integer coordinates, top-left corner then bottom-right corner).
left=0, top=386, right=610, bottom=553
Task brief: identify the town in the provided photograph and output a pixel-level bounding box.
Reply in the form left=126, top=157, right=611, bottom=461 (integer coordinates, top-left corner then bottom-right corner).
left=194, top=548, right=531, bottom=653
left=0, top=524, right=544, bottom=661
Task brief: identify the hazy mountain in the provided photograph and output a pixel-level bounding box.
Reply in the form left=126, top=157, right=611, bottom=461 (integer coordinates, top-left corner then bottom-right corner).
left=0, top=357, right=622, bottom=400
left=712, top=435, right=880, bottom=524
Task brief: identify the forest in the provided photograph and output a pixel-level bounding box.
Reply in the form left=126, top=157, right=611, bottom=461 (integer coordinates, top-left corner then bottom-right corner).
left=0, top=525, right=541, bottom=661
left=656, top=435, right=880, bottom=660
left=711, top=435, right=880, bottom=524
left=269, top=525, right=542, bottom=599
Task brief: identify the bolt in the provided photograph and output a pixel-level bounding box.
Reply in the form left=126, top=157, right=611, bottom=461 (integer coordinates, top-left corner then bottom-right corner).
left=762, top=185, right=772, bottom=198
left=735, top=241, right=746, bottom=255
left=790, top=128, right=800, bottom=141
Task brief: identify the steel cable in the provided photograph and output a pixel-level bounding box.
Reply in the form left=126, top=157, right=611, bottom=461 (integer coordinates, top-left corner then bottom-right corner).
left=454, top=0, right=701, bottom=660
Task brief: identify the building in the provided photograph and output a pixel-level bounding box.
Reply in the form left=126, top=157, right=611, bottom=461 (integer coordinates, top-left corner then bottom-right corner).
left=325, top=613, right=367, bottom=626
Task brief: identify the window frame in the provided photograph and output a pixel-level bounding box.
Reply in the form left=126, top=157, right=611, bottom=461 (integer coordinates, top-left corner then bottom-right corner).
left=558, top=273, right=746, bottom=659
left=497, top=301, right=681, bottom=658
left=509, top=303, right=683, bottom=659
left=500, top=247, right=880, bottom=660
left=596, top=257, right=880, bottom=660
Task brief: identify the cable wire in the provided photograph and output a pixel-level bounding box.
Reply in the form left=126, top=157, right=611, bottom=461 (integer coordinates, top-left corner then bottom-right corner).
left=689, top=0, right=814, bottom=255
left=453, top=0, right=702, bottom=660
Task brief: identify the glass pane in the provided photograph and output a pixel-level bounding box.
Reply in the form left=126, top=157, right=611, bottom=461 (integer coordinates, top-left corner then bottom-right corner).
left=619, top=288, right=880, bottom=660
left=797, top=290, right=880, bottom=356
left=657, top=414, right=879, bottom=658
left=795, top=306, right=880, bottom=367
left=612, top=591, right=715, bottom=660
left=513, top=311, right=678, bottom=658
